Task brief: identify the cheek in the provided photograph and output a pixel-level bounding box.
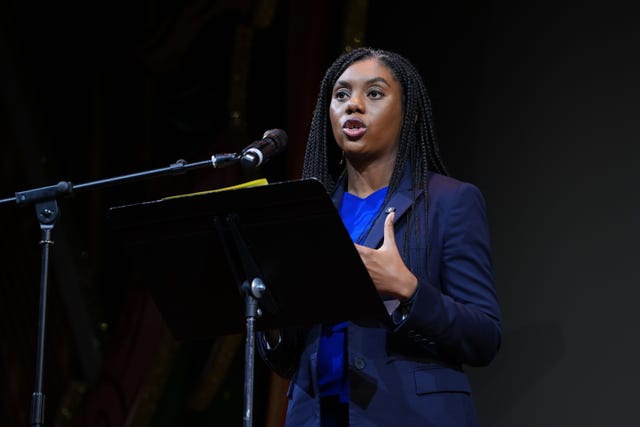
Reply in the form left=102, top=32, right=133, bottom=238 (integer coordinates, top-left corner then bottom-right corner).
left=329, top=104, right=340, bottom=127
left=329, top=105, right=343, bottom=140
left=390, top=105, right=404, bottom=137
left=376, top=107, right=403, bottom=139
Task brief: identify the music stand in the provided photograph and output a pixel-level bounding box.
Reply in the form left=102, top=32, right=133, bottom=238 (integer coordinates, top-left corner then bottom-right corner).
left=107, top=178, right=391, bottom=426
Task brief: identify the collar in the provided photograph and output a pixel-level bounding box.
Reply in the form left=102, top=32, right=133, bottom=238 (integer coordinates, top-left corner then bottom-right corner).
left=331, top=168, right=424, bottom=248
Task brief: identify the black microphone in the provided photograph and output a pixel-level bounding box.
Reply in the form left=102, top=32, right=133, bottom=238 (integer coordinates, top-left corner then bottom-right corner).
left=239, top=129, right=287, bottom=168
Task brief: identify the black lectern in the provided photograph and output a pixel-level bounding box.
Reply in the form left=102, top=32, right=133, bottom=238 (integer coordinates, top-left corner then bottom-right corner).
left=107, top=178, right=390, bottom=425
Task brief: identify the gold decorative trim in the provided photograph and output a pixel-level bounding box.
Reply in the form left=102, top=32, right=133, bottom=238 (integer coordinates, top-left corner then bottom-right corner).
left=343, top=0, right=369, bottom=52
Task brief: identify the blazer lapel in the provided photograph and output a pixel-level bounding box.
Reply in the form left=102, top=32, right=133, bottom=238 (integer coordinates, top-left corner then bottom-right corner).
left=361, top=187, right=418, bottom=249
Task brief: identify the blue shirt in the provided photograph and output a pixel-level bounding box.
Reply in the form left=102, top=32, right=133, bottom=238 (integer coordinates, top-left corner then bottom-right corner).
left=317, top=187, right=388, bottom=402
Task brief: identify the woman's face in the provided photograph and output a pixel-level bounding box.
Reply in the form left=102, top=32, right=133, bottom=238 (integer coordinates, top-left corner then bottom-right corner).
left=329, top=58, right=403, bottom=165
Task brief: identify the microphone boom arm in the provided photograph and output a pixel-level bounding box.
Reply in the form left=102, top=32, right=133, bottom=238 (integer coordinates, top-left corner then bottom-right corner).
left=1, top=157, right=236, bottom=206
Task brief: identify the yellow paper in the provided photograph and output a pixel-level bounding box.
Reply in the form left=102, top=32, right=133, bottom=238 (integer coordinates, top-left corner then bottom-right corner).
left=162, top=178, right=269, bottom=201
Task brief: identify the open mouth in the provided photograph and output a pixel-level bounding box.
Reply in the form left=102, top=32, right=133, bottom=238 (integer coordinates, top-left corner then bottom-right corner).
left=343, top=119, right=367, bottom=139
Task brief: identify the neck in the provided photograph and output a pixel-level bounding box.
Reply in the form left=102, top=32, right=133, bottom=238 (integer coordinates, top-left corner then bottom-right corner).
left=345, top=159, right=393, bottom=198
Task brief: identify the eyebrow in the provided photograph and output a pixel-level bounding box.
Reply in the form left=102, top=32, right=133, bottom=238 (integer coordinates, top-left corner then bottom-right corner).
left=335, top=76, right=391, bottom=88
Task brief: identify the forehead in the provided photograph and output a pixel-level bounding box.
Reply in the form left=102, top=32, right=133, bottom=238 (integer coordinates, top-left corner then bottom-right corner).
left=334, top=58, right=397, bottom=86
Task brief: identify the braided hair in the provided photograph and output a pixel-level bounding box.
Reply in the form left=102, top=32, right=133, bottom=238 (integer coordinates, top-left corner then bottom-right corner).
left=301, top=47, right=448, bottom=262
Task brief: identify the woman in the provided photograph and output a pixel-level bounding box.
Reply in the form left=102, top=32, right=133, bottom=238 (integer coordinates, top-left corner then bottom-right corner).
left=258, top=47, right=502, bottom=427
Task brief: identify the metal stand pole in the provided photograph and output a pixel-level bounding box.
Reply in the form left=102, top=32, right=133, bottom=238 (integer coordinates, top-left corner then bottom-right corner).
left=242, top=278, right=267, bottom=427
left=29, top=199, right=59, bottom=426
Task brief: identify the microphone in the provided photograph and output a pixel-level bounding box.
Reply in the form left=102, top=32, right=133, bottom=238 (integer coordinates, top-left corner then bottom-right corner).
left=239, top=129, right=287, bottom=168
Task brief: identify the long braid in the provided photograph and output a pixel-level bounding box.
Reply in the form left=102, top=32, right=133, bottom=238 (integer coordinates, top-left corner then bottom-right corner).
left=381, top=52, right=432, bottom=265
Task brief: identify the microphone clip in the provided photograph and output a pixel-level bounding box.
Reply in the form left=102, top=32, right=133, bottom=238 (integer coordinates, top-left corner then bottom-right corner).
left=211, top=153, right=240, bottom=168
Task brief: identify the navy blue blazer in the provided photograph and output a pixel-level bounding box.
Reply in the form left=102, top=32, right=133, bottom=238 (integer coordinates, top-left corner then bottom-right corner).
left=258, top=170, right=502, bottom=427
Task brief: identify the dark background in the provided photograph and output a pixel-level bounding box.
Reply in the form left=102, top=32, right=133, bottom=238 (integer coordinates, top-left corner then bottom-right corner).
left=2, top=0, right=639, bottom=426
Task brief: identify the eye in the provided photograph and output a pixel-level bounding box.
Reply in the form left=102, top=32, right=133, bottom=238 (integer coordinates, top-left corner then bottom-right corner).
left=367, top=89, right=384, bottom=99
left=334, top=88, right=350, bottom=101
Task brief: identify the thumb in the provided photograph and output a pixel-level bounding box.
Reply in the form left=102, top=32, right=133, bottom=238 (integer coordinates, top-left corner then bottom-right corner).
left=382, top=210, right=397, bottom=250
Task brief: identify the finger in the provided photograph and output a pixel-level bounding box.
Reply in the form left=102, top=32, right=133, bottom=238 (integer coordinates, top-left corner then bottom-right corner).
left=382, top=210, right=397, bottom=249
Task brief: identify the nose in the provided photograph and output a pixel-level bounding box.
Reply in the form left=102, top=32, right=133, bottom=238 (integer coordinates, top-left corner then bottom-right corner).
left=346, top=93, right=364, bottom=114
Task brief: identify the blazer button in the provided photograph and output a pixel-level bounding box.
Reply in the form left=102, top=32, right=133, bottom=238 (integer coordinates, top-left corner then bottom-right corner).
left=354, top=357, right=366, bottom=370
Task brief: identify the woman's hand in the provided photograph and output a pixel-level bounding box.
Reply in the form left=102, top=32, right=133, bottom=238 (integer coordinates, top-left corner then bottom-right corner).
left=355, top=211, right=417, bottom=300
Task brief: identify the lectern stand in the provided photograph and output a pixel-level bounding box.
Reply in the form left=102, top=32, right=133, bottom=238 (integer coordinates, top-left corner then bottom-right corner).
left=107, top=178, right=390, bottom=426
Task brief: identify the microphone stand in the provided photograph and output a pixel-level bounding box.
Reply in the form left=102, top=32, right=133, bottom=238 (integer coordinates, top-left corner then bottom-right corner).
left=215, top=213, right=279, bottom=427
left=0, top=153, right=240, bottom=426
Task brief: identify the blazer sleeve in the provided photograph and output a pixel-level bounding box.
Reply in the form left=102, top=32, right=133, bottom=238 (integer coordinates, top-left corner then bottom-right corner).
left=395, top=182, right=502, bottom=366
